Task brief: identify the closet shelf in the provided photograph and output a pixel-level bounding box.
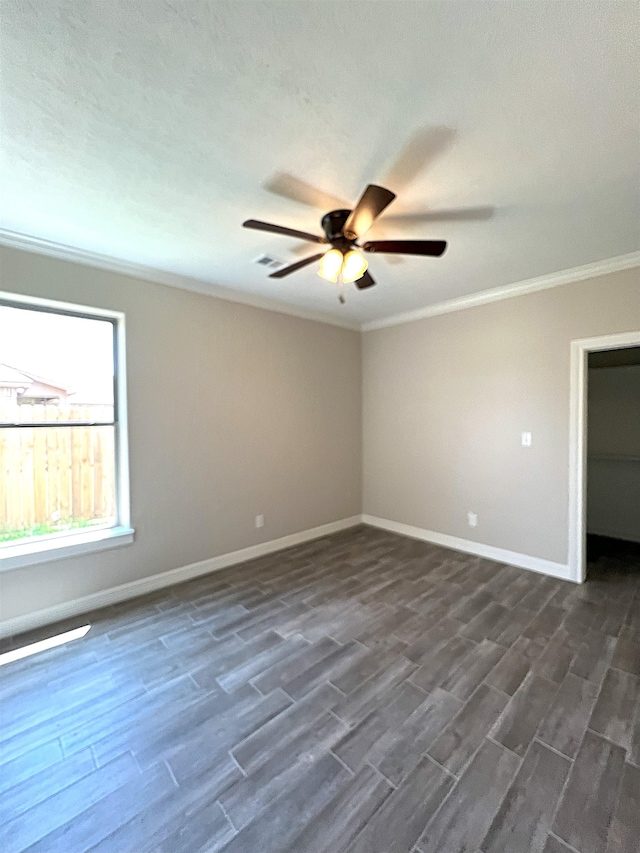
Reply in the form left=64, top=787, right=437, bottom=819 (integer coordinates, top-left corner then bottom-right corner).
left=588, top=454, right=640, bottom=462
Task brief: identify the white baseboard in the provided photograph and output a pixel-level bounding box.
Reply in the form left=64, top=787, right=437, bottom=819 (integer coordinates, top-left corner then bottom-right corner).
left=0, top=516, right=361, bottom=640
left=361, top=514, right=576, bottom=582
left=1, top=512, right=578, bottom=639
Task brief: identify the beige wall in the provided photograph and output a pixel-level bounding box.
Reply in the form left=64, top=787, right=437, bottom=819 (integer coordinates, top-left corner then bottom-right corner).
left=0, top=247, right=362, bottom=622
left=363, top=268, right=640, bottom=565
left=587, top=365, right=640, bottom=542
left=1, top=248, right=638, bottom=625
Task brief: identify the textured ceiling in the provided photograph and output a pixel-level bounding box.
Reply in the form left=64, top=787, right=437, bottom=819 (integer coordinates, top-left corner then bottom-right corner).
left=1, top=1, right=639, bottom=324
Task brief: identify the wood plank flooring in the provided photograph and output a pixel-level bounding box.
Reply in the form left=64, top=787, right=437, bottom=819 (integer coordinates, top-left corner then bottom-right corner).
left=1, top=525, right=639, bottom=853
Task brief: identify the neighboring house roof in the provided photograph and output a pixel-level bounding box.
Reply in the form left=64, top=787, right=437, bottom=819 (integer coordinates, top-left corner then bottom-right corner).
left=0, top=363, right=73, bottom=397
left=0, top=364, right=33, bottom=387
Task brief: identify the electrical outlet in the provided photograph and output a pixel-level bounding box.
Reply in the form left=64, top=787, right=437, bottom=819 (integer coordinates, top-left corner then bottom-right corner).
left=255, top=514, right=264, bottom=529
left=467, top=512, right=478, bottom=528
left=521, top=432, right=532, bottom=447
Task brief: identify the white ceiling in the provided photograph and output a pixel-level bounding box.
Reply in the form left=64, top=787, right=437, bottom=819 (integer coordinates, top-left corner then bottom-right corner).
left=1, top=1, right=639, bottom=325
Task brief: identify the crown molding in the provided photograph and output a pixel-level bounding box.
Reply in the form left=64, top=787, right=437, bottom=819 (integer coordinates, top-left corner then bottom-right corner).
left=0, top=229, right=360, bottom=332
left=361, top=251, right=640, bottom=332
left=1, top=230, right=637, bottom=334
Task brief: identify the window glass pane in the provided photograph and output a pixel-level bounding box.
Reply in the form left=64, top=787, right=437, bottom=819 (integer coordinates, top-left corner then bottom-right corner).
left=0, top=425, right=116, bottom=542
left=0, top=305, right=114, bottom=425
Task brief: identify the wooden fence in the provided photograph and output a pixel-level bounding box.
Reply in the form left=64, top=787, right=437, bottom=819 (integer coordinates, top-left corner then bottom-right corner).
left=0, top=404, right=115, bottom=538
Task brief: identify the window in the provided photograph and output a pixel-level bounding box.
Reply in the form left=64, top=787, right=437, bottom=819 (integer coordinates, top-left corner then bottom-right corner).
left=0, top=295, right=132, bottom=569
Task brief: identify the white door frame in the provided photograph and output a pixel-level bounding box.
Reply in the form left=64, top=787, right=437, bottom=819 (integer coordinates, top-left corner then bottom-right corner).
left=569, top=330, right=640, bottom=582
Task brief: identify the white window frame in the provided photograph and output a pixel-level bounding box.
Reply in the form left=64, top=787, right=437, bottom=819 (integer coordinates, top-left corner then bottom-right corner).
left=0, top=291, right=134, bottom=571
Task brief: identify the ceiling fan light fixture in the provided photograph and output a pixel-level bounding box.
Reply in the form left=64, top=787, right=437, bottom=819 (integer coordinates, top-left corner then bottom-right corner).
left=341, top=249, right=368, bottom=283
left=244, top=180, right=449, bottom=289
left=318, top=248, right=343, bottom=282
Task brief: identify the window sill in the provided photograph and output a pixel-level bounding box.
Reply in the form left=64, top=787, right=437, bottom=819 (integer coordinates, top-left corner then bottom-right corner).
left=0, top=526, right=135, bottom=572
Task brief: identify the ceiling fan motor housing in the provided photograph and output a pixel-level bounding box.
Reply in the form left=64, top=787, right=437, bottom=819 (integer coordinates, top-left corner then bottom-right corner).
left=321, top=209, right=352, bottom=245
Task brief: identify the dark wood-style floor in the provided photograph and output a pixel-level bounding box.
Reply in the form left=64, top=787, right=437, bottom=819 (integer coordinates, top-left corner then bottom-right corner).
left=1, top=525, right=639, bottom=853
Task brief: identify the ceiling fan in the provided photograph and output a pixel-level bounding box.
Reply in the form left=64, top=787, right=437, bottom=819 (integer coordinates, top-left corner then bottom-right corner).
left=243, top=183, right=447, bottom=299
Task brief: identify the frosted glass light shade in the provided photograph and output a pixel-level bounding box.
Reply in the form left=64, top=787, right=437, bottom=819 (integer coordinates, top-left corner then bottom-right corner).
left=318, top=249, right=343, bottom=282
left=341, top=250, right=368, bottom=283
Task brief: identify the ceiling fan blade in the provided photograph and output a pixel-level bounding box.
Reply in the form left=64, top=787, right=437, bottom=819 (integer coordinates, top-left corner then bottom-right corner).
left=343, top=185, right=396, bottom=240
left=381, top=126, right=456, bottom=193
left=264, top=173, right=349, bottom=211
left=243, top=219, right=326, bottom=244
left=362, top=239, right=447, bottom=257
left=384, top=206, right=495, bottom=225
left=268, top=253, right=325, bottom=279
left=355, top=270, right=376, bottom=289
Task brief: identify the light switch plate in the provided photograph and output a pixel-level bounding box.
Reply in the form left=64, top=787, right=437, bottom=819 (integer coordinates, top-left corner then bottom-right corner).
left=521, top=432, right=532, bottom=447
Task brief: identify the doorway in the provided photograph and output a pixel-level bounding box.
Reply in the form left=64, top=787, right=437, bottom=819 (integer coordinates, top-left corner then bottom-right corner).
left=569, top=331, right=640, bottom=582
left=586, top=346, right=640, bottom=578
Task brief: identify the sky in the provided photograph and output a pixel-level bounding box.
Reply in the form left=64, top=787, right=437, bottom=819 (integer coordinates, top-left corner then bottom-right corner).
left=0, top=305, right=114, bottom=403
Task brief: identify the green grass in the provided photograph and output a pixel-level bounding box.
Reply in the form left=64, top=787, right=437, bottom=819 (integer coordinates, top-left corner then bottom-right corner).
left=0, top=518, right=110, bottom=543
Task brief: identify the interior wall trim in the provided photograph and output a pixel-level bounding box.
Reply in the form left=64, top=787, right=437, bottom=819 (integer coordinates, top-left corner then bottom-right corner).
left=361, top=252, right=640, bottom=331
left=1, top=230, right=637, bottom=334
left=0, top=515, right=362, bottom=640
left=0, top=229, right=360, bottom=331
left=362, top=514, right=575, bottom=582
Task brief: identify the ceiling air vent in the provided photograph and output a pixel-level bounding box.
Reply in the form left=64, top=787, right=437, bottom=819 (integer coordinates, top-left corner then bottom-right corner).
left=254, top=254, right=285, bottom=270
